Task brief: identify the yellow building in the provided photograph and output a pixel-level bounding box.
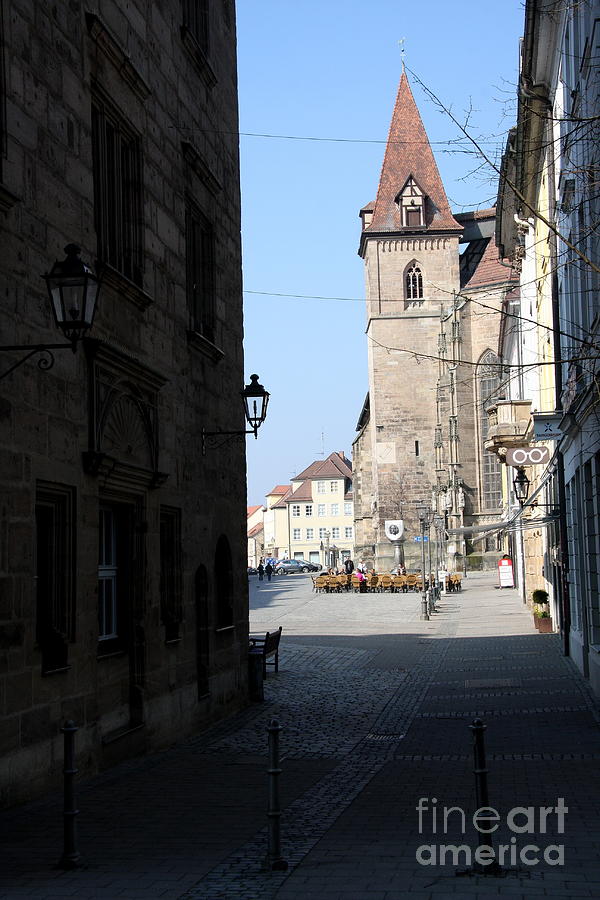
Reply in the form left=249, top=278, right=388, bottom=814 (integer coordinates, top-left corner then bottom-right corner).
left=263, top=453, right=354, bottom=568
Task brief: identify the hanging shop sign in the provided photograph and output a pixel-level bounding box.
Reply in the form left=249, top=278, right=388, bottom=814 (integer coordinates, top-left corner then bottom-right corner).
left=505, top=446, right=551, bottom=467
left=532, top=412, right=562, bottom=442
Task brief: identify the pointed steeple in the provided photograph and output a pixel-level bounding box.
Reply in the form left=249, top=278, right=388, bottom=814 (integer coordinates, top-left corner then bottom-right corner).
left=368, top=72, right=462, bottom=234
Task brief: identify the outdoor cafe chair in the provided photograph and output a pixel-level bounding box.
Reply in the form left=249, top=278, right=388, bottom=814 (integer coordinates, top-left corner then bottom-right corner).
left=392, top=574, right=407, bottom=592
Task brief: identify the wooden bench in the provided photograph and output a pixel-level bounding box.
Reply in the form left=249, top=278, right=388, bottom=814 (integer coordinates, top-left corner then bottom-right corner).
left=249, top=626, right=282, bottom=678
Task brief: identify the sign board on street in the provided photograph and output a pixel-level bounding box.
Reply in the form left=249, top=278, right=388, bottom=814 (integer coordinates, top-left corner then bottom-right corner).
left=506, top=446, right=551, bottom=467
left=413, top=536, right=429, bottom=542
left=498, top=557, right=514, bottom=588
left=532, top=412, right=562, bottom=442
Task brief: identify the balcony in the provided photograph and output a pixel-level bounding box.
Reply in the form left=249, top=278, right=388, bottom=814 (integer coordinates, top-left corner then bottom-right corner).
left=485, top=400, right=532, bottom=456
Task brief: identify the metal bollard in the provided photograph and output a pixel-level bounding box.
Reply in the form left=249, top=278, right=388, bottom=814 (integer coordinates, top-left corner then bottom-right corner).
left=420, top=588, right=430, bottom=620
left=265, top=719, right=288, bottom=871
left=58, top=720, right=82, bottom=869
left=469, top=718, right=500, bottom=874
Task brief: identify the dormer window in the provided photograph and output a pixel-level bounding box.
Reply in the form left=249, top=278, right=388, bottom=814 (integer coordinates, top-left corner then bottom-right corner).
left=395, top=176, right=426, bottom=228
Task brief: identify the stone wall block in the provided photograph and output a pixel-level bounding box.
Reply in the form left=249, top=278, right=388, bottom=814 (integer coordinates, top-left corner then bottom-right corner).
left=7, top=523, right=33, bottom=574
left=6, top=671, right=33, bottom=714
left=20, top=703, right=51, bottom=747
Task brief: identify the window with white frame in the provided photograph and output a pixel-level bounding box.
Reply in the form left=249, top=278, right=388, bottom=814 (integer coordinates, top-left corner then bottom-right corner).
left=330, top=481, right=338, bottom=492
left=345, top=526, right=353, bottom=539
left=319, top=527, right=328, bottom=539
left=291, top=505, right=300, bottom=517
left=344, top=502, right=352, bottom=515
left=332, top=527, right=340, bottom=539
left=330, top=503, right=339, bottom=516
left=318, top=504, right=326, bottom=516
left=305, top=504, right=312, bottom=516
left=306, top=528, right=314, bottom=540
left=292, top=528, right=301, bottom=540
left=317, top=481, right=326, bottom=493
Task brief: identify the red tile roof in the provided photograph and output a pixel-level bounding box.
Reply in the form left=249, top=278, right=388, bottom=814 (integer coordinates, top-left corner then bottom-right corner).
left=272, top=486, right=293, bottom=508
left=247, top=522, right=263, bottom=538
left=455, top=208, right=496, bottom=223
left=367, top=72, right=462, bottom=235
left=286, top=481, right=313, bottom=501
left=247, top=505, right=262, bottom=518
left=268, top=485, right=289, bottom=495
left=293, top=451, right=352, bottom=481
left=462, top=237, right=519, bottom=290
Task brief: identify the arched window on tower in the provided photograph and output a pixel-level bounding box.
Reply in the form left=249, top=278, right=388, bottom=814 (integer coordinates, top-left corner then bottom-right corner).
left=405, top=261, right=424, bottom=306
left=477, top=350, right=503, bottom=512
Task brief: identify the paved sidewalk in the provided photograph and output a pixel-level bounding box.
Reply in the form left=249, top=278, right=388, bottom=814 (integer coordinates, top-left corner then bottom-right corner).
left=2, top=574, right=600, bottom=899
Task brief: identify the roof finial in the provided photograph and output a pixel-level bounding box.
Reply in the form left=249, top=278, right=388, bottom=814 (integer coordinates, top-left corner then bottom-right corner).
left=399, top=37, right=406, bottom=73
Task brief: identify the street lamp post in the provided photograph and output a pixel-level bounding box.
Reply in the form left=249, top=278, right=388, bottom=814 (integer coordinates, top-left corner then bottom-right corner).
left=417, top=504, right=429, bottom=621
left=512, top=467, right=530, bottom=604
left=433, top=513, right=444, bottom=597
left=325, top=531, right=330, bottom=570
left=426, top=509, right=434, bottom=614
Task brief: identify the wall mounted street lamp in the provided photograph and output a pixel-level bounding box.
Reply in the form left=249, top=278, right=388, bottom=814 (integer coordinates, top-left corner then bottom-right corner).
left=513, top=466, right=530, bottom=505
left=0, top=244, right=101, bottom=381
left=202, top=374, right=270, bottom=453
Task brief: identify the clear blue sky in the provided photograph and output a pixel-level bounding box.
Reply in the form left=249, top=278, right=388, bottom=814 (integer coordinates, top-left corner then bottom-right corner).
left=237, top=0, right=524, bottom=506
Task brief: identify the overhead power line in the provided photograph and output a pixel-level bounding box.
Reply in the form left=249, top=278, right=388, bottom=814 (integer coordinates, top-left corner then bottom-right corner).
left=171, top=124, right=502, bottom=149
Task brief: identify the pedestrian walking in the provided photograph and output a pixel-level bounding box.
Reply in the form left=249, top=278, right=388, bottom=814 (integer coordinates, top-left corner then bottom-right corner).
left=344, top=557, right=354, bottom=574
left=265, top=562, right=273, bottom=582
left=257, top=562, right=264, bottom=581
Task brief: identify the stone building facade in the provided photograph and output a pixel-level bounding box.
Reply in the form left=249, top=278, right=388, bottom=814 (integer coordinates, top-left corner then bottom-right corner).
left=353, top=72, right=517, bottom=572
left=0, top=1, right=249, bottom=807
left=494, top=1, right=600, bottom=691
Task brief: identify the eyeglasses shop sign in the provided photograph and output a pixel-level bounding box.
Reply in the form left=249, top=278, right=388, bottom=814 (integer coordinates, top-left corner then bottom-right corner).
left=506, top=446, right=550, bottom=467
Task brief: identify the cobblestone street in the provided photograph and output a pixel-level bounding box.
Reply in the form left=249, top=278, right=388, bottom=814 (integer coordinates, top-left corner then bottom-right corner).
left=3, top=573, right=600, bottom=899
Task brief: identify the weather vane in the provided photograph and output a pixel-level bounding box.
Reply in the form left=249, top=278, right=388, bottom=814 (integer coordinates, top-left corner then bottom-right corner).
left=399, top=37, right=406, bottom=71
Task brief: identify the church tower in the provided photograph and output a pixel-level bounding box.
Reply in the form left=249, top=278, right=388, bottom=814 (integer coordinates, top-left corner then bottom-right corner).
left=353, top=72, right=512, bottom=572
